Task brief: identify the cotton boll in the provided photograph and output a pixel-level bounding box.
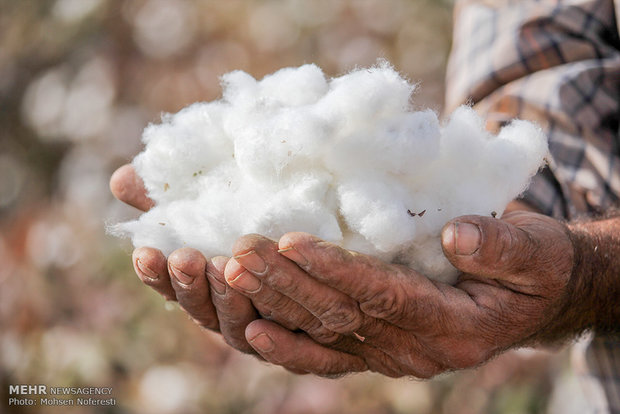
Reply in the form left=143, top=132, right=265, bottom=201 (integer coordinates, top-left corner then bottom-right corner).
left=231, top=122, right=298, bottom=182
left=165, top=197, right=241, bottom=256
left=221, top=70, right=259, bottom=108
left=113, top=62, right=548, bottom=284
left=326, top=110, right=440, bottom=177
left=247, top=174, right=342, bottom=243
left=459, top=120, right=547, bottom=212
left=115, top=213, right=182, bottom=257
left=258, top=64, right=328, bottom=107
left=136, top=102, right=232, bottom=203
left=338, top=174, right=418, bottom=253
left=489, top=120, right=548, bottom=192
left=373, top=111, right=441, bottom=175
left=428, top=107, right=500, bottom=212
left=231, top=121, right=277, bottom=180
left=232, top=107, right=329, bottom=181
left=315, top=62, right=414, bottom=133
left=502, top=120, right=548, bottom=165
left=440, top=107, right=491, bottom=166
left=273, top=108, right=331, bottom=166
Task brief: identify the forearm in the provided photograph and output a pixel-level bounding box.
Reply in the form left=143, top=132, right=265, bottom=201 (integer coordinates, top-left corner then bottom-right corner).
left=565, top=213, right=620, bottom=336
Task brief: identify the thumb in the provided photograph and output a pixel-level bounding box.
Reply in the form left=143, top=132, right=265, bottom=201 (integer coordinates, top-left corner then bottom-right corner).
left=441, top=215, right=538, bottom=280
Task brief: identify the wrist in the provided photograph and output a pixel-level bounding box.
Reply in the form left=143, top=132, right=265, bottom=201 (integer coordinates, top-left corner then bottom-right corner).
left=524, top=221, right=588, bottom=345
left=566, top=218, right=620, bottom=336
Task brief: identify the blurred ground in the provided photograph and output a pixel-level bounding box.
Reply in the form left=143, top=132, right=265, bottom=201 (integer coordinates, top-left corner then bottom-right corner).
left=0, top=1, right=575, bottom=413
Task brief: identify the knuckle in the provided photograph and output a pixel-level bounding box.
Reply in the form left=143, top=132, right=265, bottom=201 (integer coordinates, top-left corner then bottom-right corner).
left=181, top=302, right=218, bottom=328
left=316, top=300, right=362, bottom=333
left=267, top=291, right=294, bottom=312
left=311, top=328, right=342, bottom=346
left=359, top=287, right=404, bottom=322
left=364, top=351, right=405, bottom=378
left=177, top=293, right=213, bottom=315
left=499, top=228, right=528, bottom=267
left=482, top=221, right=533, bottom=272
left=311, top=360, right=332, bottom=376
left=268, top=271, right=298, bottom=295
left=267, top=348, right=295, bottom=367
left=253, top=290, right=288, bottom=316
left=269, top=310, right=304, bottom=332
left=299, top=317, right=338, bottom=344
left=220, top=314, right=249, bottom=329
left=312, top=358, right=346, bottom=378
left=176, top=290, right=202, bottom=307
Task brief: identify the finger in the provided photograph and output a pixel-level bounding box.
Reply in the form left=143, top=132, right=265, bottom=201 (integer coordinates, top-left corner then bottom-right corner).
left=276, top=232, right=453, bottom=330
left=110, top=164, right=154, bottom=211
left=246, top=320, right=435, bottom=378
left=167, top=248, right=219, bottom=331
left=245, top=320, right=438, bottom=379
left=233, top=236, right=447, bottom=378
left=205, top=256, right=260, bottom=354
left=229, top=234, right=377, bottom=341
left=245, top=319, right=368, bottom=378
left=231, top=234, right=447, bottom=370
left=225, top=253, right=344, bottom=344
left=440, top=213, right=572, bottom=286
left=132, top=247, right=176, bottom=301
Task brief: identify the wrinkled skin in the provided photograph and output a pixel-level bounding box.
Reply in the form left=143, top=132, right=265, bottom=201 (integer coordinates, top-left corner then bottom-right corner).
left=111, top=164, right=581, bottom=377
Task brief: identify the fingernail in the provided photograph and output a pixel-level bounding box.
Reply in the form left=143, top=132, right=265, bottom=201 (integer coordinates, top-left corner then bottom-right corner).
left=136, top=259, right=159, bottom=281
left=278, top=246, right=308, bottom=266
left=206, top=271, right=226, bottom=295
left=228, top=270, right=261, bottom=293
left=233, top=250, right=267, bottom=275
left=169, top=265, right=195, bottom=286
left=250, top=333, right=274, bottom=352
left=454, top=222, right=481, bottom=255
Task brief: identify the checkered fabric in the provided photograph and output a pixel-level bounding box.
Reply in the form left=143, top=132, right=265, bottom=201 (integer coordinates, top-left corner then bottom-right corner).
left=445, top=0, right=620, bottom=412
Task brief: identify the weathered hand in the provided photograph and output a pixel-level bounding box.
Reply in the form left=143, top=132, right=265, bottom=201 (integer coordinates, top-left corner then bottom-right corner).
left=110, top=165, right=258, bottom=353
left=110, top=164, right=363, bottom=363
left=229, top=211, right=577, bottom=377
left=111, top=164, right=598, bottom=377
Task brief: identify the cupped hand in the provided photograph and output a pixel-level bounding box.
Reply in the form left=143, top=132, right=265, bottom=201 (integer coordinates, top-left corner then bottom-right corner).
left=110, top=164, right=351, bottom=360
left=111, top=164, right=577, bottom=377
left=111, top=164, right=363, bottom=364
left=110, top=165, right=260, bottom=353
left=229, top=211, right=575, bottom=377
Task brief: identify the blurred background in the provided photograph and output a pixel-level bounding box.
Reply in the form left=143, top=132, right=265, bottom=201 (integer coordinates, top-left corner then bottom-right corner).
left=1, top=0, right=577, bottom=413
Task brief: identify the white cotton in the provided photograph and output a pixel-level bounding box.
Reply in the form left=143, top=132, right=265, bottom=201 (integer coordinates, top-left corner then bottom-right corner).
left=111, top=61, right=548, bottom=284
left=337, top=174, right=418, bottom=253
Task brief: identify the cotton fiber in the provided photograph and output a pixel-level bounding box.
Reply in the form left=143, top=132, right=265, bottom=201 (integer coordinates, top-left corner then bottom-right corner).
left=113, top=61, right=548, bottom=284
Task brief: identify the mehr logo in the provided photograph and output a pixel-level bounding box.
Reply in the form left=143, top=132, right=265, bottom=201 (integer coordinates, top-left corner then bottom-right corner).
left=8, top=384, right=117, bottom=407
left=9, top=385, right=47, bottom=395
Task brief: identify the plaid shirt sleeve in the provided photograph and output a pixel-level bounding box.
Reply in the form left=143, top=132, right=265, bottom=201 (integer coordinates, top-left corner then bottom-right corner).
left=445, top=0, right=620, bottom=412
left=446, top=0, right=620, bottom=219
